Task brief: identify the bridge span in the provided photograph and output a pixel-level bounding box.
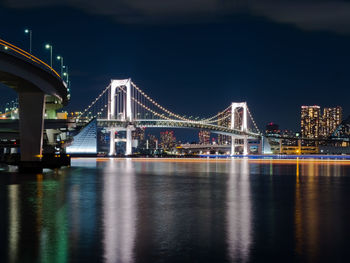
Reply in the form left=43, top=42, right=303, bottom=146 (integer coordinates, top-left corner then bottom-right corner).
left=68, top=79, right=262, bottom=156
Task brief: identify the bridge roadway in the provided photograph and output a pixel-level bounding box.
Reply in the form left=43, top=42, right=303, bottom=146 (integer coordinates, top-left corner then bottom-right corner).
left=97, top=119, right=261, bottom=139
left=0, top=39, right=68, bottom=171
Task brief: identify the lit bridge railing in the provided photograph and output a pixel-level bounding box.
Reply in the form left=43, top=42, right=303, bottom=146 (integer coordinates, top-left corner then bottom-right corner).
left=0, top=38, right=62, bottom=80
left=97, top=119, right=261, bottom=138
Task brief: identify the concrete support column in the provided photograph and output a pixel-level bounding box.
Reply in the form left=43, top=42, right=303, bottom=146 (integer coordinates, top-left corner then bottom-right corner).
left=126, top=127, right=132, bottom=155
left=231, top=136, right=235, bottom=156
left=46, top=129, right=56, bottom=144
left=243, top=136, right=248, bottom=155
left=258, top=137, right=263, bottom=154
left=18, top=91, right=45, bottom=162
left=109, top=129, right=116, bottom=156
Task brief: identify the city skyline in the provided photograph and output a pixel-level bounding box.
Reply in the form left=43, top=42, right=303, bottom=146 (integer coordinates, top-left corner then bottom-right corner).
left=1, top=2, right=350, bottom=132
left=2, top=2, right=350, bottom=263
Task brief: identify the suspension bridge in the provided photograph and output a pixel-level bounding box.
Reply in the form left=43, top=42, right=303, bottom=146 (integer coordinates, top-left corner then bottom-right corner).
left=67, top=78, right=262, bottom=155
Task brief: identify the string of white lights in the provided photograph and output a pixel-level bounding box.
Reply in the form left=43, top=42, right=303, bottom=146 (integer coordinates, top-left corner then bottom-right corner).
left=246, top=106, right=261, bottom=134
left=200, top=104, right=232, bottom=123
left=118, top=85, right=173, bottom=120
left=77, top=83, right=111, bottom=120
left=131, top=81, right=191, bottom=121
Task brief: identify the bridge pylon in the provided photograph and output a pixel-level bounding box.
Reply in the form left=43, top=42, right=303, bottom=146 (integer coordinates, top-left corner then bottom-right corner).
left=231, top=102, right=248, bottom=156
left=108, top=79, right=133, bottom=156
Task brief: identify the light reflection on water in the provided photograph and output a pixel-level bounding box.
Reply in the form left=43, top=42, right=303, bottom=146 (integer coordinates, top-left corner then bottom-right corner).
left=2, top=158, right=350, bottom=262
left=226, top=159, right=251, bottom=263
left=103, top=159, right=136, bottom=263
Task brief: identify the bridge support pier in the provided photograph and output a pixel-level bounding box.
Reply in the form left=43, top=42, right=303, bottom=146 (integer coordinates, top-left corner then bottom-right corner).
left=243, top=136, right=248, bottom=155
left=46, top=129, right=56, bottom=144
left=18, top=91, right=45, bottom=172
left=126, top=127, right=132, bottom=156
left=109, top=129, right=116, bottom=156
left=231, top=136, right=235, bottom=156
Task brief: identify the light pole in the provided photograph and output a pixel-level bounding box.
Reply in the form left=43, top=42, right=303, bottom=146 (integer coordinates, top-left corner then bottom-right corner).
left=63, top=65, right=70, bottom=92
left=45, top=44, right=53, bottom=68
left=24, top=28, right=32, bottom=55
left=57, top=56, right=64, bottom=76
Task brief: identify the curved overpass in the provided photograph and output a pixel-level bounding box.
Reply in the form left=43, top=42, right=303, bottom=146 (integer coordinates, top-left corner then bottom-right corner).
left=0, top=39, right=68, bottom=104
left=0, top=39, right=69, bottom=168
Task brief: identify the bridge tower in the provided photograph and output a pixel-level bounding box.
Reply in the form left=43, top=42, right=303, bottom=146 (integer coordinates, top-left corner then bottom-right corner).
left=108, top=78, right=133, bottom=156
left=231, top=102, right=248, bottom=156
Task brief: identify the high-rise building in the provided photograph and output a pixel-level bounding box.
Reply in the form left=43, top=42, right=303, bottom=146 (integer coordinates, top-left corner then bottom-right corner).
left=132, top=127, right=146, bottom=149
left=301, top=105, right=343, bottom=139
left=198, top=130, right=210, bottom=144
left=132, top=127, right=145, bottom=141
left=301, top=106, right=321, bottom=138
left=321, top=107, right=342, bottom=137
left=160, top=131, right=176, bottom=150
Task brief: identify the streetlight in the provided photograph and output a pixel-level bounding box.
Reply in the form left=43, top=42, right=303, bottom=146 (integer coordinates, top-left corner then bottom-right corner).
left=63, top=65, right=69, bottom=82
left=45, top=44, right=53, bottom=68
left=24, top=28, right=32, bottom=55
left=57, top=55, right=64, bottom=76
left=63, top=65, right=70, bottom=92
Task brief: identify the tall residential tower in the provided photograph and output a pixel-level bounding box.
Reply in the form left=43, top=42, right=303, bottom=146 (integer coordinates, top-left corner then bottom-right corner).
left=301, top=106, right=321, bottom=138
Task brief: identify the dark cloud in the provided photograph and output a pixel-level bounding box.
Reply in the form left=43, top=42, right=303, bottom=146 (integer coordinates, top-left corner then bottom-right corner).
left=3, top=0, right=350, bottom=33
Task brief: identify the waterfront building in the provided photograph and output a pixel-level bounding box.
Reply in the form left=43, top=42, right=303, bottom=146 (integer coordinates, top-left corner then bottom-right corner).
left=321, top=106, right=342, bottom=138
left=160, top=131, right=176, bottom=150
left=301, top=106, right=321, bottom=138
left=147, top=134, right=158, bottom=149
left=198, top=130, right=210, bottom=144
left=265, top=122, right=280, bottom=136
left=132, top=127, right=145, bottom=141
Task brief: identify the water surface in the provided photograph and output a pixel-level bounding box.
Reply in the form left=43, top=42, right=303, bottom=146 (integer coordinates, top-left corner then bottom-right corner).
left=1, top=158, right=350, bottom=263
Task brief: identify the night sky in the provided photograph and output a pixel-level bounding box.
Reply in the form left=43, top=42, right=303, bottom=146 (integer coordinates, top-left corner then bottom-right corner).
left=1, top=0, right=350, bottom=133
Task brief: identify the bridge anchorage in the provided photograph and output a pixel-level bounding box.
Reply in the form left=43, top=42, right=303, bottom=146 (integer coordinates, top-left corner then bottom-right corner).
left=69, top=78, right=261, bottom=156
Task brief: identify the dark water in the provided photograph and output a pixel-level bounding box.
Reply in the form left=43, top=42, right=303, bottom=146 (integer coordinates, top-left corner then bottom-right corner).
left=1, top=158, right=350, bottom=263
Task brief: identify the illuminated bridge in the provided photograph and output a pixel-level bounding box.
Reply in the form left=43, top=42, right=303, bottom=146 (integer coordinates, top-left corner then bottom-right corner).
left=68, top=79, right=261, bottom=155
left=0, top=38, right=69, bottom=168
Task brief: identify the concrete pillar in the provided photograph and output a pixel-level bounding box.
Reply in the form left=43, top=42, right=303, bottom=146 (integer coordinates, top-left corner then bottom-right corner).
left=46, top=129, right=56, bottom=144
left=18, top=91, right=45, bottom=162
left=109, top=129, right=116, bottom=156
left=126, top=127, right=132, bottom=155
left=243, top=136, right=248, bottom=155
left=258, top=137, right=263, bottom=154
left=231, top=136, right=235, bottom=156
